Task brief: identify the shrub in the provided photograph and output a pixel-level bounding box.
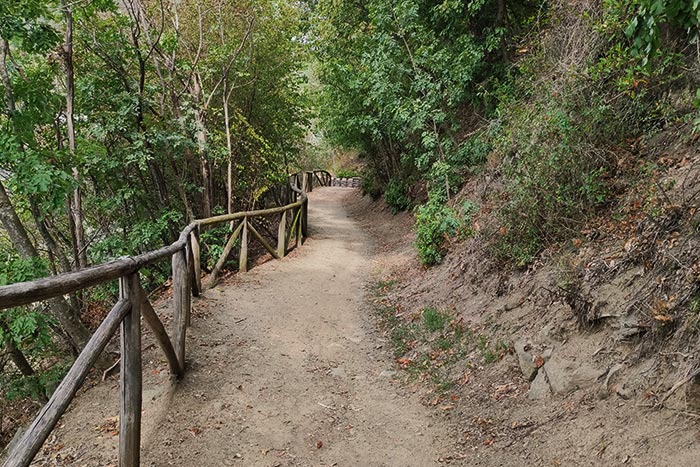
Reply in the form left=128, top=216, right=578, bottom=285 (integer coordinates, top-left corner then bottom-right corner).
left=336, top=168, right=361, bottom=178
left=361, top=171, right=383, bottom=200
left=384, top=178, right=411, bottom=213
left=415, top=197, right=462, bottom=266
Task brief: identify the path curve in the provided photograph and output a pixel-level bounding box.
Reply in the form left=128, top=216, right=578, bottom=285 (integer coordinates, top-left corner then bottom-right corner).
left=139, top=187, right=446, bottom=466
left=40, top=187, right=448, bottom=466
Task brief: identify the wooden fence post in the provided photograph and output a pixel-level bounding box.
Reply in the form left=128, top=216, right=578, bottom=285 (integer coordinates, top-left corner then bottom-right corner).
left=277, top=210, right=286, bottom=258
left=3, top=300, right=131, bottom=467
left=189, top=228, right=202, bottom=297
left=297, top=206, right=303, bottom=246
left=301, top=198, right=308, bottom=240
left=119, top=274, right=142, bottom=467
left=172, top=248, right=188, bottom=368
left=239, top=217, right=248, bottom=273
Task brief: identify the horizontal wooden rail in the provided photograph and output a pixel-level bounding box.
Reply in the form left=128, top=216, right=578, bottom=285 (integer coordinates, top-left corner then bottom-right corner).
left=1, top=170, right=332, bottom=467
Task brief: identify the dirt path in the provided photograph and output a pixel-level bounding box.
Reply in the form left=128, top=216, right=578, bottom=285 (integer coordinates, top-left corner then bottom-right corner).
left=36, top=188, right=450, bottom=466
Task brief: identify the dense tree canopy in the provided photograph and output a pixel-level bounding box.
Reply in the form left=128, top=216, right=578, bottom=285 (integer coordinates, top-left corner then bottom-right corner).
left=0, top=0, right=311, bottom=404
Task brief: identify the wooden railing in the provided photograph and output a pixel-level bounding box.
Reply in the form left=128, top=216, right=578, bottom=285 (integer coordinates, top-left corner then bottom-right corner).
left=0, top=170, right=332, bottom=467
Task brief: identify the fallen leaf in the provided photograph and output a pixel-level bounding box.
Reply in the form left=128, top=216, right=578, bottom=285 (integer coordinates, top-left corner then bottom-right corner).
left=396, top=357, right=412, bottom=368
left=316, top=440, right=323, bottom=449
left=534, top=355, right=545, bottom=368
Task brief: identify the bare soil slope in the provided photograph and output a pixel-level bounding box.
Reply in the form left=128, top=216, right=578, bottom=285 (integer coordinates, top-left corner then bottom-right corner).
left=347, top=188, right=700, bottom=467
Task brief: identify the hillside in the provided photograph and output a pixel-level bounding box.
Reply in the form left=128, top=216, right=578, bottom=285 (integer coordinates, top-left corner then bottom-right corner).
left=309, top=1, right=700, bottom=462
left=348, top=168, right=700, bottom=464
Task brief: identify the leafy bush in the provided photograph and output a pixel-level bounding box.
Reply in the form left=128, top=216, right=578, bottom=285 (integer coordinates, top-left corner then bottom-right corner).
left=384, top=178, right=411, bottom=213
left=361, top=171, right=383, bottom=200
left=336, top=168, right=361, bottom=178
left=494, top=99, right=616, bottom=266
left=415, top=197, right=462, bottom=266
left=491, top=18, right=677, bottom=267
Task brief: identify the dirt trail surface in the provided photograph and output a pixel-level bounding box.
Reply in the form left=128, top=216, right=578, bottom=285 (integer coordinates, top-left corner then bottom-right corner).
left=28, top=187, right=451, bottom=466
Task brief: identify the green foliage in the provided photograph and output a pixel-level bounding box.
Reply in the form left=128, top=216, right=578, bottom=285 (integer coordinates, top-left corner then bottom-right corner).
left=489, top=0, right=687, bottom=267
left=335, top=168, right=361, bottom=178
left=422, top=307, right=449, bottom=332
left=477, top=335, right=508, bottom=364
left=622, top=0, right=700, bottom=67
left=313, top=0, right=540, bottom=191
left=1, top=361, right=69, bottom=402
left=0, top=256, right=48, bottom=285
left=494, top=99, right=616, bottom=265
left=414, top=196, right=461, bottom=266
left=384, top=178, right=411, bottom=214
left=200, top=224, right=236, bottom=270
left=361, top=171, right=383, bottom=200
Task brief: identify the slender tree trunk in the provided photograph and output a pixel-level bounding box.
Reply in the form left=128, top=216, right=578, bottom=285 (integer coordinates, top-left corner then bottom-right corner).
left=0, top=182, right=90, bottom=353
left=192, top=77, right=212, bottom=218
left=0, top=182, right=39, bottom=259
left=0, top=320, right=47, bottom=402
left=62, top=1, right=88, bottom=270
left=223, top=79, right=234, bottom=217
left=0, top=39, right=15, bottom=117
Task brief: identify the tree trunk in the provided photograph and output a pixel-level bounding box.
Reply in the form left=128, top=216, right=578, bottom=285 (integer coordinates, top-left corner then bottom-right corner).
left=62, top=1, right=88, bottom=270
left=0, top=39, right=16, bottom=117
left=0, top=181, right=90, bottom=353
left=223, top=78, right=234, bottom=217
left=192, top=77, right=212, bottom=218
left=0, top=182, right=39, bottom=259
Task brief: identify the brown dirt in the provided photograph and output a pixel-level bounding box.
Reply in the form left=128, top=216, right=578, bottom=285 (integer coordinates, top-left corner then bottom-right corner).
left=20, top=187, right=455, bottom=466
left=346, top=187, right=700, bottom=467
left=12, top=183, right=700, bottom=467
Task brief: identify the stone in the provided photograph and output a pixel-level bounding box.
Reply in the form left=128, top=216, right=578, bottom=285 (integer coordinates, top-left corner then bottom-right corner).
left=543, top=356, right=606, bottom=395
left=604, top=363, right=624, bottom=389
left=379, top=370, right=397, bottom=378
left=541, top=347, right=553, bottom=361
left=514, top=338, right=538, bottom=382
left=615, top=314, right=646, bottom=340
left=613, top=383, right=633, bottom=400
left=528, top=370, right=551, bottom=400
left=330, top=366, right=347, bottom=378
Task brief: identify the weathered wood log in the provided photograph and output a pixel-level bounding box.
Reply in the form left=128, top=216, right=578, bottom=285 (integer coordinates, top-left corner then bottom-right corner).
left=247, top=221, right=280, bottom=260
left=239, top=217, right=248, bottom=273
left=140, top=295, right=183, bottom=378
left=297, top=205, right=304, bottom=246
left=119, top=274, right=142, bottom=467
left=196, top=196, right=304, bottom=227
left=301, top=198, right=308, bottom=241
left=171, top=249, right=188, bottom=368
left=208, top=220, right=244, bottom=289
left=189, top=230, right=201, bottom=297
left=0, top=224, right=197, bottom=311
left=3, top=299, right=130, bottom=467
left=277, top=210, right=286, bottom=258
left=286, top=208, right=301, bottom=251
